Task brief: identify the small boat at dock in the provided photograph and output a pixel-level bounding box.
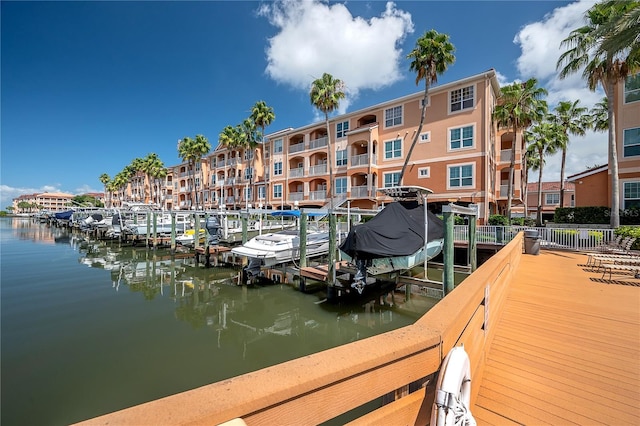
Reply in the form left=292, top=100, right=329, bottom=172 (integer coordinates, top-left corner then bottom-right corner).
left=339, top=186, right=445, bottom=293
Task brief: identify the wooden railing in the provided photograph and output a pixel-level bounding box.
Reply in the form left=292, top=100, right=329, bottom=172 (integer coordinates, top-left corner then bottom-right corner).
left=77, top=234, right=524, bottom=426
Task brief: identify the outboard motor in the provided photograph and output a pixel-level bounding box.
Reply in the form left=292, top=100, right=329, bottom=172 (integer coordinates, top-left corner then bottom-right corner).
left=242, top=257, right=263, bottom=285
left=205, top=215, right=220, bottom=246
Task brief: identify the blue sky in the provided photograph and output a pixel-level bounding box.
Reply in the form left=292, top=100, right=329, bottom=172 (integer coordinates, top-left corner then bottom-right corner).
left=1, top=0, right=604, bottom=208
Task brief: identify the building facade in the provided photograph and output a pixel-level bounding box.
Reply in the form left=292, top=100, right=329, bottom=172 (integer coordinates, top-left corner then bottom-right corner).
left=525, top=181, right=575, bottom=222
left=568, top=72, right=640, bottom=211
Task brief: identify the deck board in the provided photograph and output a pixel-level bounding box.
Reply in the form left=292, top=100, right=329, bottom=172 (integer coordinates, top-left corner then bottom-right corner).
left=473, top=251, right=640, bottom=425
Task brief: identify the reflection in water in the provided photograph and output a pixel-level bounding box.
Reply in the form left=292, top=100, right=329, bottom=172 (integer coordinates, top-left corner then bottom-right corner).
left=1, top=218, right=440, bottom=425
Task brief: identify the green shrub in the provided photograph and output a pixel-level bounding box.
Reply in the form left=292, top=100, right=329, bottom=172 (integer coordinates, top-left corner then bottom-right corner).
left=614, top=225, right=640, bottom=250
left=488, top=214, right=508, bottom=225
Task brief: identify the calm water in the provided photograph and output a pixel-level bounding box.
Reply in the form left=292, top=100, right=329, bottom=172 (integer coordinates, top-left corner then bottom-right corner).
left=0, top=217, right=440, bottom=425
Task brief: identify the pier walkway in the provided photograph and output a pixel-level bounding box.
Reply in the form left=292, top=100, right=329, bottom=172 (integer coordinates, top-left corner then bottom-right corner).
left=473, top=250, right=640, bottom=425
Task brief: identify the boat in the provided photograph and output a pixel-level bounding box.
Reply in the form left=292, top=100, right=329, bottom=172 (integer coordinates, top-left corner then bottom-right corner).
left=176, top=228, right=207, bottom=246
left=339, top=186, right=445, bottom=293
left=231, top=211, right=333, bottom=280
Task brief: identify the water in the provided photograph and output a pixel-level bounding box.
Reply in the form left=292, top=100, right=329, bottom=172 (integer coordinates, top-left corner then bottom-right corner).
left=0, top=217, right=441, bottom=425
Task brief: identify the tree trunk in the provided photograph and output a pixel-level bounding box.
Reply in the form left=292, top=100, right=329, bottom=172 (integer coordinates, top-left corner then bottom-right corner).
left=325, top=115, right=334, bottom=209
left=399, top=83, right=430, bottom=185
left=606, top=79, right=620, bottom=228
left=537, top=148, right=544, bottom=227
left=506, top=121, right=518, bottom=223
left=559, top=145, right=567, bottom=208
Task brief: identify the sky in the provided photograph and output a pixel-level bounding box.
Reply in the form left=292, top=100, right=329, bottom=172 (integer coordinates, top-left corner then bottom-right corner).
left=1, top=0, right=606, bottom=209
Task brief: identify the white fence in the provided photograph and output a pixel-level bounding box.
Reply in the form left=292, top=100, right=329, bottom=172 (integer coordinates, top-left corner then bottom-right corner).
left=453, top=226, right=616, bottom=252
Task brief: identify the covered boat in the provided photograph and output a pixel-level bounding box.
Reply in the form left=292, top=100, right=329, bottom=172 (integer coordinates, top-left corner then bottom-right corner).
left=339, top=186, right=444, bottom=292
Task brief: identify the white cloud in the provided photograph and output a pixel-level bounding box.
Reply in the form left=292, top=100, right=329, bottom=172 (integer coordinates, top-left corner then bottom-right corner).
left=513, top=0, right=608, bottom=182
left=259, top=0, right=414, bottom=114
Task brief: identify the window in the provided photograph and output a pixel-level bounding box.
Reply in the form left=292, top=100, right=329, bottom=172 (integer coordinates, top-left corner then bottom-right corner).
left=419, top=132, right=430, bottom=143
left=244, top=167, right=253, bottom=180
left=384, top=172, right=401, bottom=187
left=243, top=187, right=252, bottom=200
left=450, top=125, right=474, bottom=150
left=274, top=162, right=283, bottom=175
left=448, top=164, right=473, bottom=188
left=274, top=139, right=283, bottom=153
left=336, top=121, right=349, bottom=138
left=384, top=139, right=402, bottom=159
left=258, top=186, right=266, bottom=200
left=450, top=85, right=474, bottom=112
left=418, top=167, right=430, bottom=178
left=624, top=182, right=640, bottom=209
left=336, top=149, right=347, bottom=166
left=624, top=127, right=640, bottom=157
left=384, top=105, right=402, bottom=127
left=625, top=74, right=640, bottom=104
left=273, top=184, right=282, bottom=198
left=335, top=177, right=347, bottom=194
left=545, top=193, right=560, bottom=205
left=211, top=175, right=216, bottom=185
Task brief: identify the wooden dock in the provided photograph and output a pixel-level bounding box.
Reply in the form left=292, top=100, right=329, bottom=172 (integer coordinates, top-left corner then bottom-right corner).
left=473, top=250, right=640, bottom=425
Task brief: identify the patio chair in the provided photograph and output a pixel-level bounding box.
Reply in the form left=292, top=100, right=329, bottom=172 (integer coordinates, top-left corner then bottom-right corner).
left=598, top=235, right=624, bottom=253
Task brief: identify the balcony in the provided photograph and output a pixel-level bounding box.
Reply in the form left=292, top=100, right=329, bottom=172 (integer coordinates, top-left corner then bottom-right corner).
left=289, top=167, right=304, bottom=178
left=226, top=178, right=236, bottom=185
left=289, top=192, right=304, bottom=201
left=289, top=143, right=305, bottom=154
left=500, top=149, right=512, bottom=163
left=309, top=164, right=327, bottom=175
left=225, top=196, right=236, bottom=205
left=309, top=136, right=328, bottom=150
left=310, top=190, right=326, bottom=201
left=226, top=158, right=239, bottom=166
left=351, top=153, right=376, bottom=167
left=350, top=185, right=375, bottom=198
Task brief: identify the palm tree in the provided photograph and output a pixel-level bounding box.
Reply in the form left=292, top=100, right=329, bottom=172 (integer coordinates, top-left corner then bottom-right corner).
left=141, top=153, right=164, bottom=206
left=99, top=173, right=110, bottom=208
left=590, top=97, right=609, bottom=132
left=399, top=29, right=456, bottom=185
left=557, top=0, right=640, bottom=227
left=238, top=118, right=260, bottom=208
left=310, top=72, right=346, bottom=209
left=525, top=121, right=564, bottom=226
left=550, top=100, right=591, bottom=207
left=219, top=125, right=243, bottom=207
left=250, top=101, right=275, bottom=207
left=597, top=1, right=640, bottom=63
left=493, top=78, right=548, bottom=223
left=178, top=135, right=211, bottom=210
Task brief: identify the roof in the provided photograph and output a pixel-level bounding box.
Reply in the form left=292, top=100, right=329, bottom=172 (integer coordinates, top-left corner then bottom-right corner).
left=527, top=181, right=575, bottom=192
left=566, top=165, right=608, bottom=182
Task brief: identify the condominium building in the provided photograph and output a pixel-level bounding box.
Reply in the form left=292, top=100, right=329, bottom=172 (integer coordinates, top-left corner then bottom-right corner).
left=194, top=69, right=512, bottom=224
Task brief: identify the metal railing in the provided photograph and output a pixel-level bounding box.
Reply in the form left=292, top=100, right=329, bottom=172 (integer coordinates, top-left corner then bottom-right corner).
left=453, top=225, right=615, bottom=251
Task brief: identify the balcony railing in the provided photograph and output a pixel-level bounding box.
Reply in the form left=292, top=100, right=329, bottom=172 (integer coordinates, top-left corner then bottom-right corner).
left=309, top=136, right=328, bottom=150
left=350, top=185, right=375, bottom=198
left=309, top=164, right=327, bottom=175
left=226, top=158, right=239, bottom=166
left=226, top=178, right=236, bottom=185
left=310, top=190, right=326, bottom=201
left=352, top=153, right=375, bottom=167
left=500, top=149, right=512, bottom=163
left=289, top=167, right=304, bottom=178
left=289, top=192, right=304, bottom=201
left=289, top=143, right=305, bottom=154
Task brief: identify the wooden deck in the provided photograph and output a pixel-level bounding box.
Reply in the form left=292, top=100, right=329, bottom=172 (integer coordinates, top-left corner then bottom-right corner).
left=473, top=250, right=640, bottom=425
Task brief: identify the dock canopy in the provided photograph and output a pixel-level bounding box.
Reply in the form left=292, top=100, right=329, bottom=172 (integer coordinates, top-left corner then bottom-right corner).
left=339, top=201, right=444, bottom=260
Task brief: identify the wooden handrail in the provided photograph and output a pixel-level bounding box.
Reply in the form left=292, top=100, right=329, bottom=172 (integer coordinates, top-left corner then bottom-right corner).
left=77, top=233, right=524, bottom=426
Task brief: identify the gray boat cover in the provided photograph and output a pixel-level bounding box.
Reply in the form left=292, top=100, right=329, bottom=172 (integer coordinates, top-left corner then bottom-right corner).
left=339, top=201, right=444, bottom=259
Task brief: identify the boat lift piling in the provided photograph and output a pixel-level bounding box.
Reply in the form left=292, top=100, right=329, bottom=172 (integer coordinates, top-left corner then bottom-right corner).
left=442, top=203, right=478, bottom=295
left=299, top=211, right=307, bottom=269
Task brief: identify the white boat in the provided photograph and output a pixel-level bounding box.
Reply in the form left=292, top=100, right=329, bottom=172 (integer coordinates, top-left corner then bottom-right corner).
left=231, top=228, right=332, bottom=270
left=176, top=228, right=207, bottom=246
left=339, top=186, right=445, bottom=293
